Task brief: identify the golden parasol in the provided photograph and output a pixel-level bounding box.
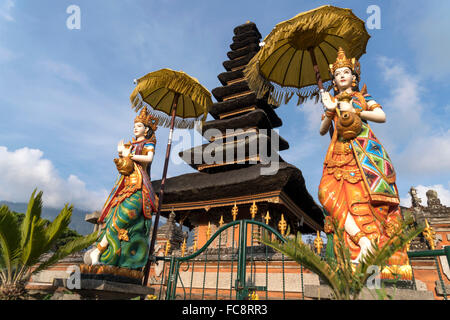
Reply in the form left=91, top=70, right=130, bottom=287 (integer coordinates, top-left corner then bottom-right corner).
left=244, top=5, right=370, bottom=106
left=130, top=68, right=213, bottom=285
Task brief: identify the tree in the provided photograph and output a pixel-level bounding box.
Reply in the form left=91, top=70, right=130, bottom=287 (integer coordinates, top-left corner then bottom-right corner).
left=260, top=215, right=423, bottom=300
left=0, top=190, right=97, bottom=300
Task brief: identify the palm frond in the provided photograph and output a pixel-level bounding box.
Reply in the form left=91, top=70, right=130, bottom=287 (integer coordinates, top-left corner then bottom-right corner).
left=40, top=204, right=72, bottom=253
left=19, top=190, right=43, bottom=254
left=32, top=231, right=98, bottom=276
left=0, top=206, right=21, bottom=275
left=259, top=231, right=342, bottom=298
left=357, top=223, right=424, bottom=281
left=20, top=216, right=47, bottom=267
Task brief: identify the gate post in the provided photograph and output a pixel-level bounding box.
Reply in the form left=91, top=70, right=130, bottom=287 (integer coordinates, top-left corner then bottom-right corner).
left=236, top=220, right=248, bottom=300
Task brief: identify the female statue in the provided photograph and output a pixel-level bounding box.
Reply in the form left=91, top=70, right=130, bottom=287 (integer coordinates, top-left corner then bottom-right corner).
left=318, top=48, right=409, bottom=278
left=87, top=107, right=158, bottom=270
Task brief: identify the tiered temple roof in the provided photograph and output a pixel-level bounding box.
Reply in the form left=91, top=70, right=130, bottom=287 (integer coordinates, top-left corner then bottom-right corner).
left=152, top=22, right=324, bottom=242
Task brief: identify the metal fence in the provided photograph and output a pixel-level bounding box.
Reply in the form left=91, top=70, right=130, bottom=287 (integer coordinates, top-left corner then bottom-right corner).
left=150, top=219, right=450, bottom=300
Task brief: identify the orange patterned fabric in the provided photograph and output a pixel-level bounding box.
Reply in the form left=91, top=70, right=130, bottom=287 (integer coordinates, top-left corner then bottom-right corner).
left=319, top=116, right=408, bottom=265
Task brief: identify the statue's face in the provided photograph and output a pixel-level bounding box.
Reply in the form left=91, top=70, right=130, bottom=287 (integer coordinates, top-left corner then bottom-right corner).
left=134, top=122, right=148, bottom=138
left=333, top=67, right=355, bottom=91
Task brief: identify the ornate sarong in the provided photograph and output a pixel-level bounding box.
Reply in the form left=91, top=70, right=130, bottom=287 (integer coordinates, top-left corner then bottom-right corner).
left=319, top=91, right=408, bottom=268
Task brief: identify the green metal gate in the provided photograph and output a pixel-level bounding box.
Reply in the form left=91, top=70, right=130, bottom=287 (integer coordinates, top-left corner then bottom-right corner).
left=154, top=219, right=304, bottom=300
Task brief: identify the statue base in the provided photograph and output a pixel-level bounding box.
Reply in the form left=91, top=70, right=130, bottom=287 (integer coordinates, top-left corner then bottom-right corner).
left=79, top=264, right=144, bottom=285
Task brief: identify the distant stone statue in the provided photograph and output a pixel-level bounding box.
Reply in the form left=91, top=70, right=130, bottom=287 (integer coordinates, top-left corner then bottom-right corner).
left=409, top=187, right=422, bottom=208
left=426, top=189, right=442, bottom=208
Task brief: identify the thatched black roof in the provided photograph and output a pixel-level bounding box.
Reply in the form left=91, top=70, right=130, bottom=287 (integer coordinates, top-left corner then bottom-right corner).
left=212, top=81, right=250, bottom=102
left=232, top=30, right=261, bottom=42
left=230, top=37, right=260, bottom=51
left=217, top=69, right=244, bottom=86
left=233, top=22, right=262, bottom=38
left=227, top=43, right=259, bottom=60
left=203, top=108, right=282, bottom=133
left=222, top=53, right=255, bottom=72
left=179, top=129, right=288, bottom=171
left=208, top=95, right=281, bottom=127
left=151, top=162, right=324, bottom=228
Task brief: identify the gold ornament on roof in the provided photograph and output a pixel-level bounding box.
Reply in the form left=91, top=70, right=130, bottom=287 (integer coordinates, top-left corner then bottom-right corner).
left=422, top=219, right=436, bottom=250
left=181, top=238, right=186, bottom=257
left=165, top=240, right=171, bottom=256
left=264, top=211, right=271, bottom=225
left=329, top=47, right=361, bottom=77
left=134, top=107, right=159, bottom=132
left=250, top=201, right=258, bottom=220
left=232, top=202, right=238, bottom=221
left=206, top=222, right=211, bottom=240
left=219, top=215, right=224, bottom=227
left=193, top=240, right=197, bottom=252
left=314, top=231, right=324, bottom=255
left=278, top=214, right=287, bottom=236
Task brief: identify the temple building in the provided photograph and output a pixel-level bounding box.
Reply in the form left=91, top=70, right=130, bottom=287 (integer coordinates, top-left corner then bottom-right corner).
left=151, top=21, right=324, bottom=250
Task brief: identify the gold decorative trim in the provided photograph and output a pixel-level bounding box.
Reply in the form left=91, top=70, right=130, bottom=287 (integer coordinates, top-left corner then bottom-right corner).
left=231, top=65, right=246, bottom=72
left=219, top=106, right=256, bottom=119
left=79, top=264, right=143, bottom=280
left=227, top=78, right=247, bottom=86
left=210, top=127, right=258, bottom=142
left=197, top=155, right=260, bottom=171
left=381, top=265, right=412, bottom=280
left=160, top=190, right=281, bottom=212
left=222, top=90, right=253, bottom=101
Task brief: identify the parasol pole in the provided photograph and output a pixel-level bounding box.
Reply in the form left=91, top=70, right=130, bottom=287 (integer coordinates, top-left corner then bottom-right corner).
left=308, top=48, right=334, bottom=138
left=142, top=92, right=180, bottom=286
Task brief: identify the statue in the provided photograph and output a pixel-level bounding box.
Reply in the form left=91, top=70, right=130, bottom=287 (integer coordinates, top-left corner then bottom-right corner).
left=409, top=186, right=422, bottom=208
left=426, top=189, right=442, bottom=208
left=86, top=107, right=159, bottom=271
left=318, top=48, right=410, bottom=278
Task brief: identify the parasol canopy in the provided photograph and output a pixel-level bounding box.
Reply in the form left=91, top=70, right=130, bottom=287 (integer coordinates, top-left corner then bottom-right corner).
left=244, top=5, right=370, bottom=105
left=130, top=68, right=213, bottom=128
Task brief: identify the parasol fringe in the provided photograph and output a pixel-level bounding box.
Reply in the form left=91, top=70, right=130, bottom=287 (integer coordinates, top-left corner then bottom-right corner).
left=131, top=93, right=206, bottom=130
left=130, top=69, right=212, bottom=121
left=244, top=55, right=333, bottom=106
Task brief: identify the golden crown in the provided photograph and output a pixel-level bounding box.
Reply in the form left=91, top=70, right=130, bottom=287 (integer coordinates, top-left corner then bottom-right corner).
left=134, top=107, right=159, bottom=132
left=329, top=47, right=361, bottom=77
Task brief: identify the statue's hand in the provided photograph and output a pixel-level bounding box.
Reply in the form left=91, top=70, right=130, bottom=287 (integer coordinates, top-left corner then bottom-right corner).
left=321, top=91, right=337, bottom=112
left=356, top=237, right=373, bottom=263
left=117, top=140, right=125, bottom=156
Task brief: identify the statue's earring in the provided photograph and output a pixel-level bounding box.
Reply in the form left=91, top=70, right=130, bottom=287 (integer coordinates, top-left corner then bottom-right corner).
left=352, top=77, right=357, bottom=87
left=333, top=81, right=338, bottom=92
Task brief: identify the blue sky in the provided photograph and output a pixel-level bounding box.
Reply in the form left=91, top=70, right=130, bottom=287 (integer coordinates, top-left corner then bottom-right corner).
left=1, top=0, right=449, bottom=219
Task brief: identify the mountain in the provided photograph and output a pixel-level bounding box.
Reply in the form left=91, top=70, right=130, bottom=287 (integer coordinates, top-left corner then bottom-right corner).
left=0, top=200, right=94, bottom=235
left=0, top=200, right=175, bottom=238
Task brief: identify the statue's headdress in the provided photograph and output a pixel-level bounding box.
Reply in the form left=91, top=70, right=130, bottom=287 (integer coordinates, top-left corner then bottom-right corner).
left=329, top=47, right=361, bottom=77
left=134, top=107, right=159, bottom=132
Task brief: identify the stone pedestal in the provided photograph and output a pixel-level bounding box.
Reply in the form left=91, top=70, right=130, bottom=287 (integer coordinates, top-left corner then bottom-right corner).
left=52, top=277, right=155, bottom=300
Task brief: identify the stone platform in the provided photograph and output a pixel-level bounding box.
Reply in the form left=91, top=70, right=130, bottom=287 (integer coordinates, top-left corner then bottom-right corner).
left=303, top=284, right=435, bottom=300
left=52, top=277, right=155, bottom=300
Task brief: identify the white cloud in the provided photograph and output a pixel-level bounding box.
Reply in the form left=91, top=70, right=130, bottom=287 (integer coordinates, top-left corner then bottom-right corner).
left=400, top=184, right=450, bottom=207
left=0, top=45, right=14, bottom=63
left=39, top=60, right=89, bottom=85
left=374, top=56, right=450, bottom=175
left=0, top=146, right=108, bottom=211
left=0, top=0, right=14, bottom=22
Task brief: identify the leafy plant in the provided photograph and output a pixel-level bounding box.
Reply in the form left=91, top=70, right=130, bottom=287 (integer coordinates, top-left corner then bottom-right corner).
left=0, top=190, right=98, bottom=300
left=259, top=216, right=423, bottom=300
